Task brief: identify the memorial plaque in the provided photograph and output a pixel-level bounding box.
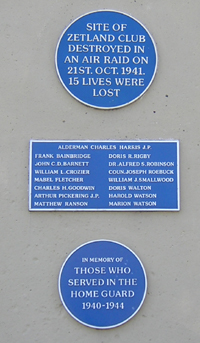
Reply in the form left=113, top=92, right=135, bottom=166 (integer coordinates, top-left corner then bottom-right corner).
left=55, top=10, right=157, bottom=109
left=29, top=140, right=180, bottom=211
left=58, top=240, right=147, bottom=329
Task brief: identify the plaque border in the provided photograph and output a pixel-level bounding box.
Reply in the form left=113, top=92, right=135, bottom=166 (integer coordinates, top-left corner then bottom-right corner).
left=55, top=10, right=158, bottom=109
left=58, top=239, right=147, bottom=329
left=29, top=140, right=180, bottom=212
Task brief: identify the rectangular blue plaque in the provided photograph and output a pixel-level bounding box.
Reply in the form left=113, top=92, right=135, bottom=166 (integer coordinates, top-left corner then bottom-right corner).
left=29, top=140, right=180, bottom=211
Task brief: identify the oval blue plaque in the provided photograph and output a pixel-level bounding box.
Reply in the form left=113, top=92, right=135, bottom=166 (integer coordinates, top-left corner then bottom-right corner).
left=55, top=10, right=157, bottom=109
left=58, top=240, right=147, bottom=329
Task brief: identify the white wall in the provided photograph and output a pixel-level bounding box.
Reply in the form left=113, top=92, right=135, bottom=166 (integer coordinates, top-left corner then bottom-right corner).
left=1, top=1, right=200, bottom=342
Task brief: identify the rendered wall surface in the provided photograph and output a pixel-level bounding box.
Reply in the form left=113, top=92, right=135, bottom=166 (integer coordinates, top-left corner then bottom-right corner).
left=1, top=1, right=200, bottom=342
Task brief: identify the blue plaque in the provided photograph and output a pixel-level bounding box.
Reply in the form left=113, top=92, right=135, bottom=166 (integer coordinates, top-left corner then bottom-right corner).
left=58, top=240, right=147, bottom=329
left=55, top=10, right=157, bottom=109
left=29, top=140, right=180, bottom=211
